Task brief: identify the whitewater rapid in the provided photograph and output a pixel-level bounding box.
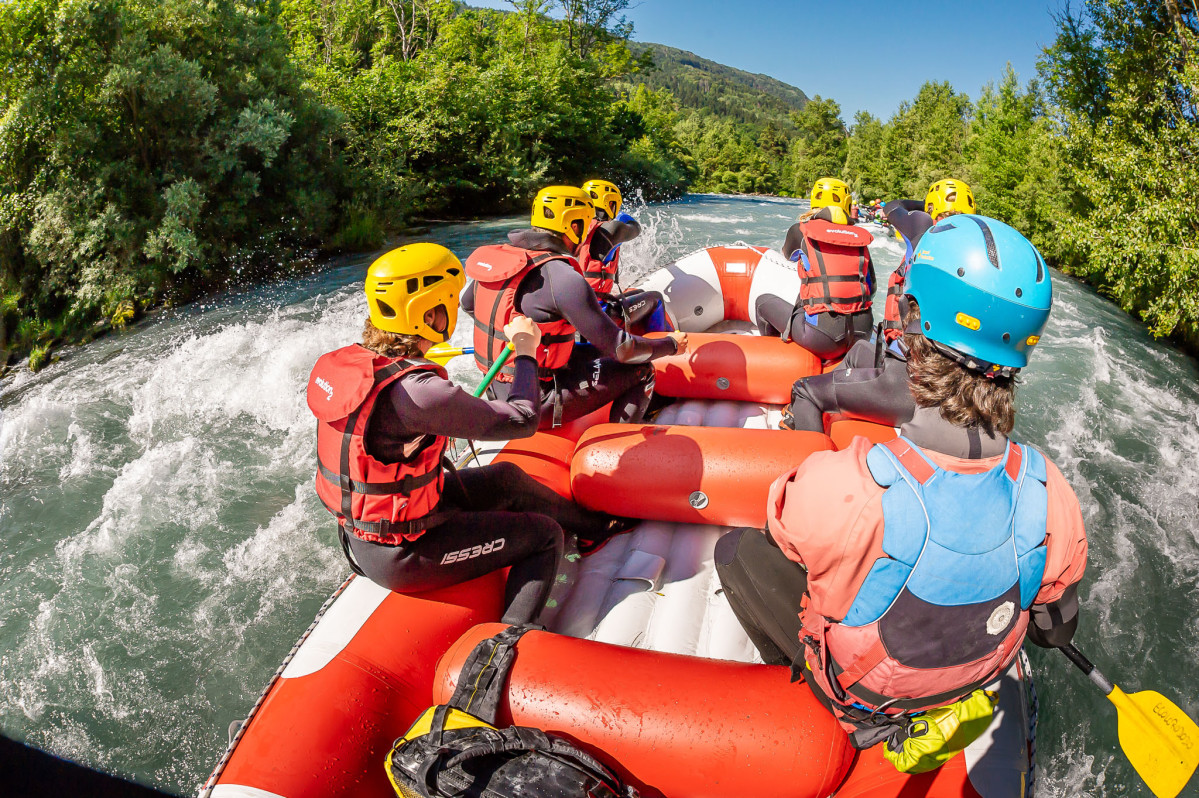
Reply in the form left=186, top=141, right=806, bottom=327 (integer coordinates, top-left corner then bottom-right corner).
left=1, top=195, right=1197, bottom=796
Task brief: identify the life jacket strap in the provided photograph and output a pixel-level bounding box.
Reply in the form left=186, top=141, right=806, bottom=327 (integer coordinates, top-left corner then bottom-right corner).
left=318, top=461, right=441, bottom=496
left=881, top=438, right=937, bottom=484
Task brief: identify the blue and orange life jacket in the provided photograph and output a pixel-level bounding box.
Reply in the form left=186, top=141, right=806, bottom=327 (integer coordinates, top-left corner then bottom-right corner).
left=803, top=436, right=1049, bottom=729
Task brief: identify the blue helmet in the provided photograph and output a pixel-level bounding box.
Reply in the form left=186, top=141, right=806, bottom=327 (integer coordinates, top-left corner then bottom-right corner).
left=903, top=215, right=1052, bottom=373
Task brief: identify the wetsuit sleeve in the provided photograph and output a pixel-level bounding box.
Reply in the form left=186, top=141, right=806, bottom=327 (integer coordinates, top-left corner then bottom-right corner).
left=883, top=201, right=935, bottom=248
left=782, top=223, right=805, bottom=260
left=589, top=219, right=641, bottom=261
left=766, top=438, right=889, bottom=621
left=525, top=260, right=677, bottom=363
left=385, top=360, right=541, bottom=441
left=461, top=280, right=476, bottom=315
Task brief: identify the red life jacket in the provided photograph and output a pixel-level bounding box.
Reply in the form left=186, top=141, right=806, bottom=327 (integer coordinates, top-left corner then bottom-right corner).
left=802, top=437, right=1048, bottom=733
left=577, top=219, right=619, bottom=296
left=464, top=245, right=580, bottom=382
left=796, top=220, right=875, bottom=315
left=307, top=345, right=447, bottom=545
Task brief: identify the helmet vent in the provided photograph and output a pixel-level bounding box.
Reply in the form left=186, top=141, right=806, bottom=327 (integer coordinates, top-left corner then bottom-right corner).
left=957, top=268, right=966, bottom=277
left=542, top=207, right=555, bottom=220
left=1003, top=333, right=1011, bottom=342
left=930, top=222, right=956, bottom=234
left=1035, top=254, right=1045, bottom=283
left=965, top=216, right=1000, bottom=269
left=1015, top=287, right=1023, bottom=298
left=376, top=299, right=397, bottom=319
left=406, top=278, right=419, bottom=293
left=423, top=275, right=443, bottom=287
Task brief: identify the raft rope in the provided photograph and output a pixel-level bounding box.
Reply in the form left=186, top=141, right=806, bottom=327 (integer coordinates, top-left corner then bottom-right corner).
left=1021, top=647, right=1040, bottom=797
left=198, top=575, right=357, bottom=797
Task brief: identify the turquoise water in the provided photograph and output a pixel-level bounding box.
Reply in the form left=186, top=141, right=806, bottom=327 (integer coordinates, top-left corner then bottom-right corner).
left=1, top=194, right=1197, bottom=796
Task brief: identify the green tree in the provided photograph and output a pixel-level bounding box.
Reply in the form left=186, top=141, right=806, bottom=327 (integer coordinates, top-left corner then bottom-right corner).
left=786, top=96, right=847, bottom=195
left=844, top=111, right=887, bottom=201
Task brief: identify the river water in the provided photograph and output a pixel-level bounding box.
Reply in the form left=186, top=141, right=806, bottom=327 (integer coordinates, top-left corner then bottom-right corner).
left=1, top=195, right=1197, bottom=797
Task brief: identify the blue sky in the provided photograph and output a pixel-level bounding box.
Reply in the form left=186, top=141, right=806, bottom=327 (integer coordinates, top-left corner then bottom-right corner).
left=467, top=1, right=1066, bottom=121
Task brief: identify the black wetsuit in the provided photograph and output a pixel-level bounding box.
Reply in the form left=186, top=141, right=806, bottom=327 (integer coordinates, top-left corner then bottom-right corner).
left=786, top=337, right=916, bottom=432
left=344, top=355, right=610, bottom=625
left=715, top=407, right=1081, bottom=669
left=756, top=207, right=874, bottom=360
left=781, top=200, right=937, bottom=431
left=462, top=229, right=678, bottom=429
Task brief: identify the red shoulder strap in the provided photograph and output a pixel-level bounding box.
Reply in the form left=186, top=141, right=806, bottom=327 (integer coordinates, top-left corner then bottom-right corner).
left=882, top=438, right=937, bottom=484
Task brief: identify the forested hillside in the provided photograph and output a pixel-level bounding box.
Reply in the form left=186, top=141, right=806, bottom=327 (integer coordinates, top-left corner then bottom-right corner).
left=628, top=42, right=808, bottom=128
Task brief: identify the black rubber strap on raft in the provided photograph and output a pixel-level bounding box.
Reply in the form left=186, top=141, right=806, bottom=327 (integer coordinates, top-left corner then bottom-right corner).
left=448, top=625, right=534, bottom=725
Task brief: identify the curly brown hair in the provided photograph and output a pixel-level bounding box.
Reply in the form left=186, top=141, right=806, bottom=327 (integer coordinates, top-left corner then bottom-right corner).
left=903, top=300, right=1017, bottom=436
left=361, top=318, right=425, bottom=359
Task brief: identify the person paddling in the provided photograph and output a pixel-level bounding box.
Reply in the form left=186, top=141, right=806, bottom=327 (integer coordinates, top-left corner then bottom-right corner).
left=756, top=177, right=876, bottom=361
left=781, top=178, right=978, bottom=432
left=306, top=244, right=616, bottom=624
left=578, top=179, right=671, bottom=334
left=462, top=186, right=686, bottom=430
left=716, top=217, right=1087, bottom=773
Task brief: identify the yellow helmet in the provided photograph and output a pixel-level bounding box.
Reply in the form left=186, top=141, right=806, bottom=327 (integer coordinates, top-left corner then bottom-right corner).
left=364, top=243, right=465, bottom=343
left=925, top=178, right=976, bottom=219
left=531, top=186, right=595, bottom=246
left=582, top=179, right=622, bottom=220
left=810, top=177, right=852, bottom=215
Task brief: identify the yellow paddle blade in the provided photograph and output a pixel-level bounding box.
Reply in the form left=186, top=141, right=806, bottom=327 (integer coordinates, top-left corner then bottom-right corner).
left=1109, top=685, right=1199, bottom=798
left=426, top=345, right=467, bottom=365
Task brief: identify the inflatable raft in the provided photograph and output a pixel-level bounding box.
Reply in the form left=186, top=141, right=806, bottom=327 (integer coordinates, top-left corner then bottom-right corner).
left=201, top=245, right=1037, bottom=798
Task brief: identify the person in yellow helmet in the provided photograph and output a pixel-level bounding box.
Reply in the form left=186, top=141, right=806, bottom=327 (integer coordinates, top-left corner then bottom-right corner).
left=307, top=243, right=615, bottom=623
left=779, top=178, right=978, bottom=433
left=756, top=177, right=876, bottom=360
left=577, top=180, right=672, bottom=334
left=463, top=186, right=686, bottom=448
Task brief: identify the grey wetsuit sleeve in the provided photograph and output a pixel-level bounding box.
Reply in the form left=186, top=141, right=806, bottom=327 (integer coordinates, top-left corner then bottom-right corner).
left=589, top=219, right=641, bottom=261
left=385, top=358, right=541, bottom=441
left=883, top=201, right=935, bottom=247
left=782, top=223, right=805, bottom=260
left=461, top=280, right=476, bottom=315
left=519, top=260, right=676, bottom=363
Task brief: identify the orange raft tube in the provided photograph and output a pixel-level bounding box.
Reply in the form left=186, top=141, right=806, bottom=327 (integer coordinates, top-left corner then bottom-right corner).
left=435, top=623, right=854, bottom=798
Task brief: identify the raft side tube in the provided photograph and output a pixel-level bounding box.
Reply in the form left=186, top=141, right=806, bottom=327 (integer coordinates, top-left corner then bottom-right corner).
left=204, top=575, right=505, bottom=798
left=570, top=423, right=833, bottom=527
left=434, top=623, right=856, bottom=798
left=649, top=331, right=821, bottom=404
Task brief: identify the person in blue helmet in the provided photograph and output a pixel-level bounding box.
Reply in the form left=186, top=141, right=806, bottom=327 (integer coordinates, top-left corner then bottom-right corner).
left=716, top=216, right=1087, bottom=772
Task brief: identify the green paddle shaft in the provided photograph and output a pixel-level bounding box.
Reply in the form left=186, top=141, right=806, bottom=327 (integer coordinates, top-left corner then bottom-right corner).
left=472, top=344, right=514, bottom=398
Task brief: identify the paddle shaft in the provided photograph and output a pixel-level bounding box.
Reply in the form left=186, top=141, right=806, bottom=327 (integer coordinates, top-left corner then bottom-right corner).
left=472, top=345, right=513, bottom=399
left=1059, top=643, right=1115, bottom=694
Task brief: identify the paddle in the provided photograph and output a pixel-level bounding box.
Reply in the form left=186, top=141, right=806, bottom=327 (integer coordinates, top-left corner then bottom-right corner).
left=472, top=344, right=513, bottom=398
left=1060, top=643, right=1199, bottom=798
left=426, top=344, right=474, bottom=366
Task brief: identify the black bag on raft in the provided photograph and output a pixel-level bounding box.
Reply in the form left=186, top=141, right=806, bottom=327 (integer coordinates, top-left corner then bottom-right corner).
left=385, top=625, right=639, bottom=798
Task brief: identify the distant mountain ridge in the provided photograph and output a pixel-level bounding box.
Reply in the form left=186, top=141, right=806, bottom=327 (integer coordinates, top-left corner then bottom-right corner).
left=629, top=42, right=808, bottom=130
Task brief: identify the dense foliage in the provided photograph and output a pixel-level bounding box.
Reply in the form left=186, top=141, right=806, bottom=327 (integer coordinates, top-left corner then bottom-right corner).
left=0, top=0, right=703, bottom=366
